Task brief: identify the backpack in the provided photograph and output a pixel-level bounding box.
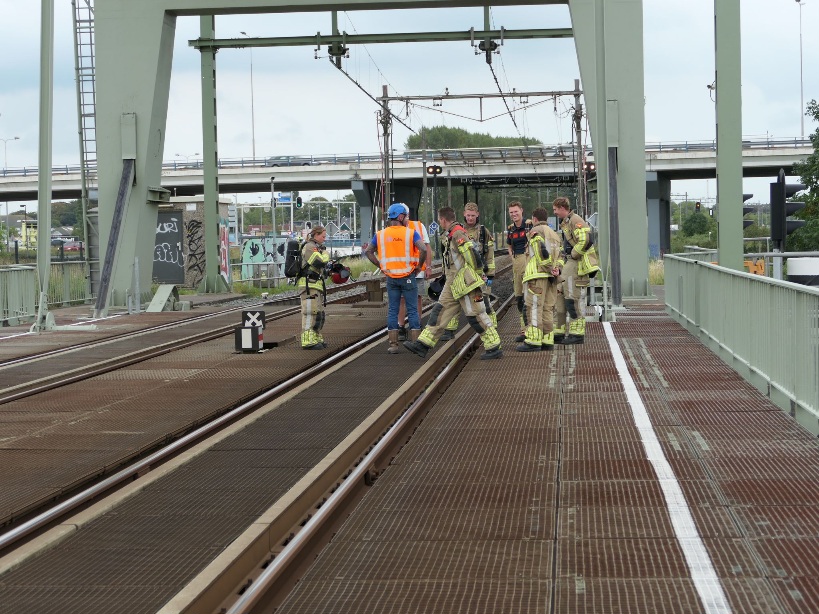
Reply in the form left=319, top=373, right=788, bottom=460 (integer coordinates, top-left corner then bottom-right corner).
left=284, top=239, right=304, bottom=278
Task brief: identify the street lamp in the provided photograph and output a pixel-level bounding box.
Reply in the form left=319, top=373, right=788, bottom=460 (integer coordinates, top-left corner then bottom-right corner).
left=1, top=136, right=20, bottom=249
left=1, top=136, right=20, bottom=170
left=240, top=32, right=257, bottom=161
left=796, top=0, right=805, bottom=138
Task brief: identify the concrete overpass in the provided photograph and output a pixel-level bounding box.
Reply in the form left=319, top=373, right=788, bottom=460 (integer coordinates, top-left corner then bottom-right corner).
left=0, top=140, right=811, bottom=202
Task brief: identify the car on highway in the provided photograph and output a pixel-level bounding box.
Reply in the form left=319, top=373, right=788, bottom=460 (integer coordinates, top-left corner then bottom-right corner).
left=264, top=156, right=321, bottom=167
left=63, top=240, right=84, bottom=252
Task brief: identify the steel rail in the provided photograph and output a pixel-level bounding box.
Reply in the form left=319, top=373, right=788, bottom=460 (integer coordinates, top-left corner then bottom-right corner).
left=0, top=318, right=392, bottom=554
left=216, top=296, right=514, bottom=614
left=224, top=294, right=515, bottom=614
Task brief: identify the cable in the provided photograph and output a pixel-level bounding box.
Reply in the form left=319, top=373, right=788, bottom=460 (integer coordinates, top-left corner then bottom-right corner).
left=487, top=62, right=523, bottom=139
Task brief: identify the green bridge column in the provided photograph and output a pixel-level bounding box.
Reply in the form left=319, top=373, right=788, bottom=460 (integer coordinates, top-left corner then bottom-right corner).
left=570, top=0, right=649, bottom=299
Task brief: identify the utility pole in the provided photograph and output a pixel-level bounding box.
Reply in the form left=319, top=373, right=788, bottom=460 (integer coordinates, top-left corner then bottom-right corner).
left=379, top=85, right=392, bottom=228
left=573, top=79, right=585, bottom=216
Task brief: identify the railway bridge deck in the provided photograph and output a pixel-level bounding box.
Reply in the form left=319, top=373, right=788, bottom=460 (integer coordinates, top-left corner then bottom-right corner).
left=0, top=287, right=816, bottom=614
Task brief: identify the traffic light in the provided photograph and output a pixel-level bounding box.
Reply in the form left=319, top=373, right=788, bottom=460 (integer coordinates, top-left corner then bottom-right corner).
left=426, top=164, right=443, bottom=176
left=296, top=196, right=303, bottom=209
left=770, top=168, right=806, bottom=248
left=742, top=193, right=754, bottom=229
left=695, top=201, right=701, bottom=213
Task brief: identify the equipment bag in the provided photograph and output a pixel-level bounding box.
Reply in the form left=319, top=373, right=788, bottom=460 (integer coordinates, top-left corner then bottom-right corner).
left=284, top=240, right=303, bottom=278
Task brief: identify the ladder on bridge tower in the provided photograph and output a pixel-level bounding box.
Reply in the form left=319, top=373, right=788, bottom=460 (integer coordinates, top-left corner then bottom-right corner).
left=71, top=0, right=101, bottom=300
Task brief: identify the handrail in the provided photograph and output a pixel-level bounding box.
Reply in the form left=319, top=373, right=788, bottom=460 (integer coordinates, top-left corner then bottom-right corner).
left=664, top=254, right=819, bottom=435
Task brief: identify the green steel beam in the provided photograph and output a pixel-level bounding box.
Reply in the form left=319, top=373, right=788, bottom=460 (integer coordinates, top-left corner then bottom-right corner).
left=94, top=0, right=654, bottom=309
left=165, top=0, right=567, bottom=16
left=191, top=28, right=572, bottom=50
left=570, top=0, right=648, bottom=301
left=714, top=0, right=743, bottom=271
left=200, top=15, right=229, bottom=292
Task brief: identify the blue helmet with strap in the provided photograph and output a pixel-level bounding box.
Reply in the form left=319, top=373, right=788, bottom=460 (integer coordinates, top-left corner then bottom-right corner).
left=387, top=203, right=409, bottom=219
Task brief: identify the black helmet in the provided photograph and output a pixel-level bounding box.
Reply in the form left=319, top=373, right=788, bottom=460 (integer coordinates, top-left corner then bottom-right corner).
left=428, top=275, right=446, bottom=301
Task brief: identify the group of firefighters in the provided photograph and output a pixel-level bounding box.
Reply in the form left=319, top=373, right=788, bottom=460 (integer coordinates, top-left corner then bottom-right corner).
left=296, top=196, right=599, bottom=357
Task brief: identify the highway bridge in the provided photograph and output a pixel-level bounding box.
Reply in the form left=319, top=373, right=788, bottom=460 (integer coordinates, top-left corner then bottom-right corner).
left=0, top=138, right=811, bottom=202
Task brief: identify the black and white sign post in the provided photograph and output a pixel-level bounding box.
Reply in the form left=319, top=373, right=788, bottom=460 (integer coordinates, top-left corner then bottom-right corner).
left=235, top=310, right=266, bottom=353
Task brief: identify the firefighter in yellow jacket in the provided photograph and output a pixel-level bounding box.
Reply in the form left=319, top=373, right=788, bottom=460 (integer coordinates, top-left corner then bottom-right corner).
left=517, top=207, right=564, bottom=351
left=299, top=225, right=331, bottom=349
left=404, top=206, right=502, bottom=360
left=553, top=197, right=600, bottom=344
left=441, top=202, right=497, bottom=340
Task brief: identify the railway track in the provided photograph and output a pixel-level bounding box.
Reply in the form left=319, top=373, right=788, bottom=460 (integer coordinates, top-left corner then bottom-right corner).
left=0, top=291, right=514, bottom=614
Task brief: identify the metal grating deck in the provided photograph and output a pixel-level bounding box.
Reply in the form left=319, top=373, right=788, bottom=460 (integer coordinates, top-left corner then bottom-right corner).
left=275, top=302, right=819, bottom=614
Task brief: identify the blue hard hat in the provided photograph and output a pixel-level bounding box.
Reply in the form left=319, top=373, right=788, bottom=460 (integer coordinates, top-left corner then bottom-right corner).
left=387, top=203, right=408, bottom=219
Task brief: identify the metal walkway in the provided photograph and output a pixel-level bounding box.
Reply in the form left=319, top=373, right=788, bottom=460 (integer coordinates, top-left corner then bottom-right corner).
left=275, top=303, right=819, bottom=614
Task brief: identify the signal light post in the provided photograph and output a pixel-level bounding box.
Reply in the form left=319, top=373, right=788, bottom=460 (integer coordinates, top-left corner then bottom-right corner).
left=770, top=168, right=806, bottom=279
left=426, top=164, right=443, bottom=227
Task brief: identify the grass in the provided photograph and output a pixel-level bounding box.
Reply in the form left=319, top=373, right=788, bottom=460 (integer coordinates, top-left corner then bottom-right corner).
left=648, top=259, right=664, bottom=286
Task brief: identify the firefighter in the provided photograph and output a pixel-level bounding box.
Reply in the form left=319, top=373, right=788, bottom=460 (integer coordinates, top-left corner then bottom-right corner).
left=365, top=203, right=426, bottom=353
left=441, top=202, right=496, bottom=340
left=299, top=225, right=331, bottom=349
left=403, top=206, right=502, bottom=360
left=552, top=196, right=600, bottom=344
left=517, top=207, right=563, bottom=351
left=507, top=201, right=532, bottom=342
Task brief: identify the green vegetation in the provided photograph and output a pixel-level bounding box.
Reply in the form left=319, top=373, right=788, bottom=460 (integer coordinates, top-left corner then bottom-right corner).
left=791, top=99, right=819, bottom=252
left=406, top=126, right=541, bottom=150
left=648, top=259, right=664, bottom=286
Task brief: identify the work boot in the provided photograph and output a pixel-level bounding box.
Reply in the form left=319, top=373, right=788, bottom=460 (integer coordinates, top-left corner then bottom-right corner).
left=480, top=347, right=503, bottom=360
left=410, top=329, right=421, bottom=342
left=403, top=339, right=430, bottom=358
left=514, top=333, right=526, bottom=343
left=387, top=329, right=401, bottom=354
left=561, top=334, right=584, bottom=345
left=397, top=326, right=408, bottom=342
left=515, top=342, right=541, bottom=352
left=441, top=329, right=456, bottom=341
left=541, top=343, right=554, bottom=351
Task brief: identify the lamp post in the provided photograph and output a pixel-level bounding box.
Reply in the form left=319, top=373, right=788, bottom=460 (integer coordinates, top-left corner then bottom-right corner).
left=240, top=32, right=257, bottom=161
left=174, top=152, right=200, bottom=167
left=796, top=0, right=805, bottom=139
left=1, top=136, right=20, bottom=249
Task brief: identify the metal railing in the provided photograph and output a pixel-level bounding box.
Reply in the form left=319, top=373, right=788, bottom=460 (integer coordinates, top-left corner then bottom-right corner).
left=664, top=253, right=819, bottom=435
left=0, top=261, right=93, bottom=325
left=1, top=137, right=812, bottom=177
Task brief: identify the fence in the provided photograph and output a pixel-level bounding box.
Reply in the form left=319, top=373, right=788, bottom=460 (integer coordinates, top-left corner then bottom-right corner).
left=664, top=253, right=819, bottom=435
left=0, top=261, right=93, bottom=325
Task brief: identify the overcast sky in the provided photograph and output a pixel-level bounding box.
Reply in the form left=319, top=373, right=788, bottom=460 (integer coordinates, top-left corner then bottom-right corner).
left=0, top=0, right=816, bottom=208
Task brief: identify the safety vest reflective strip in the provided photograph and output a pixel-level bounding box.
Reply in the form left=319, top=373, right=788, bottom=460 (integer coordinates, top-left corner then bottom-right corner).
left=408, top=220, right=427, bottom=271
left=377, top=226, right=416, bottom=277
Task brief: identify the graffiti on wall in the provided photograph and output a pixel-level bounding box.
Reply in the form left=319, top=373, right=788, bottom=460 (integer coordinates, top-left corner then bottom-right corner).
left=186, top=219, right=206, bottom=287
left=219, top=220, right=231, bottom=284
left=154, top=217, right=184, bottom=267
left=240, top=237, right=285, bottom=280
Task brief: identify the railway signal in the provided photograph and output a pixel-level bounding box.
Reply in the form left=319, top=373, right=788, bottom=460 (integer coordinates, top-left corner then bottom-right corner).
left=742, top=193, right=754, bottom=229
left=770, top=168, right=806, bottom=249
left=426, top=164, right=443, bottom=176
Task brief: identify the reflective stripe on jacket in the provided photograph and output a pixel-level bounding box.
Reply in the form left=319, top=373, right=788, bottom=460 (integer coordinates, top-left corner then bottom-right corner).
left=523, top=223, right=563, bottom=282
left=408, top=220, right=429, bottom=272
left=298, top=239, right=330, bottom=292
left=560, top=211, right=600, bottom=276
left=376, top=225, right=418, bottom=278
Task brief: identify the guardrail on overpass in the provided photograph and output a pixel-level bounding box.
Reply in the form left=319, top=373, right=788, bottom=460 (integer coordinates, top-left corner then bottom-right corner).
left=664, top=252, right=819, bottom=435
left=1, top=137, right=812, bottom=178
